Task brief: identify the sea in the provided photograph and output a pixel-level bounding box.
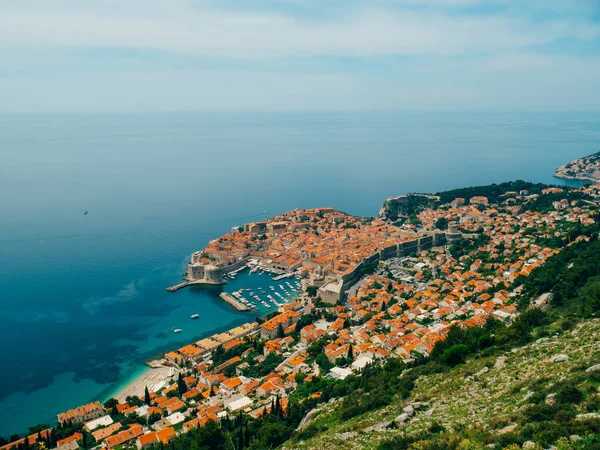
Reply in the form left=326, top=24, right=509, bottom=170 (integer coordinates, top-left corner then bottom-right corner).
left=0, top=111, right=598, bottom=436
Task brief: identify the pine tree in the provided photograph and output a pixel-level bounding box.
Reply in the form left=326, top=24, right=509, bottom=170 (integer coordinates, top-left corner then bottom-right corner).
left=348, top=344, right=354, bottom=360
left=144, top=386, right=151, bottom=405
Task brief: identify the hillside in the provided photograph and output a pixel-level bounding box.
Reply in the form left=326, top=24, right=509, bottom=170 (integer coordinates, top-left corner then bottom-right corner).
left=284, top=318, right=600, bottom=449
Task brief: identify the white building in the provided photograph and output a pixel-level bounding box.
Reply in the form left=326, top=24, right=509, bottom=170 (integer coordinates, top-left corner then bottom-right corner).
left=351, top=356, right=373, bottom=371
left=84, top=415, right=113, bottom=432
left=330, top=367, right=353, bottom=380
left=166, top=412, right=186, bottom=426
left=224, top=395, right=254, bottom=412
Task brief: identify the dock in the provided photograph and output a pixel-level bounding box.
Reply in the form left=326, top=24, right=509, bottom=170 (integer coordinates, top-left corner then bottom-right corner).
left=219, top=293, right=251, bottom=312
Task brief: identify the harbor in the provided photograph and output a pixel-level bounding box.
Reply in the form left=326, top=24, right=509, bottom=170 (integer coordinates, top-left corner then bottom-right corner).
left=217, top=268, right=303, bottom=313
left=166, top=257, right=304, bottom=313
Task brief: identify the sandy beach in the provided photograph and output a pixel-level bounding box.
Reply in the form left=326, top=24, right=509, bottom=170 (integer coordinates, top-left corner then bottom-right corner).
left=114, top=366, right=178, bottom=403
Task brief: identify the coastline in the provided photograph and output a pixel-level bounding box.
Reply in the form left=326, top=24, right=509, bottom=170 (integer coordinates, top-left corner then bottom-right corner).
left=104, top=283, right=276, bottom=405
left=553, top=173, right=598, bottom=183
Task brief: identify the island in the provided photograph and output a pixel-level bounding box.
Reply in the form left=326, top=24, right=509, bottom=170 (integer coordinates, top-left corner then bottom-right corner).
left=4, top=180, right=600, bottom=450
left=554, top=151, right=600, bottom=182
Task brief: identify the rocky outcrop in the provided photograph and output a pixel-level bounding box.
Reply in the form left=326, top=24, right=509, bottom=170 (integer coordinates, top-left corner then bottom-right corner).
left=585, top=363, right=600, bottom=374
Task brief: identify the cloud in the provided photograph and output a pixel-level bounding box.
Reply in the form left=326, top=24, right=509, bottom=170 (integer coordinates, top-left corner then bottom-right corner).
left=0, top=0, right=597, bottom=58
left=0, top=0, right=598, bottom=111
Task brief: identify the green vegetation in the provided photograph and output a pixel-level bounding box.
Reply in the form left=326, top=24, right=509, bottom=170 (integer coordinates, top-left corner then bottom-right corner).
left=435, top=180, right=552, bottom=205
left=383, top=194, right=438, bottom=219
left=434, top=217, right=448, bottom=230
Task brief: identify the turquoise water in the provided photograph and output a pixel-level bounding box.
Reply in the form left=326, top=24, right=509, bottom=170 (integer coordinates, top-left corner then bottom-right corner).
left=1, top=111, right=598, bottom=436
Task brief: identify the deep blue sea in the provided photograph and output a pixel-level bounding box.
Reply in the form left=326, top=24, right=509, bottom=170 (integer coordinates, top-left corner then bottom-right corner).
left=0, top=111, right=598, bottom=436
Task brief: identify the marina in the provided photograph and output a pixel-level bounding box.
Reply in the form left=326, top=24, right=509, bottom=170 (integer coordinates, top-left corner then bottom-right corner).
left=225, top=268, right=303, bottom=313
left=167, top=258, right=303, bottom=314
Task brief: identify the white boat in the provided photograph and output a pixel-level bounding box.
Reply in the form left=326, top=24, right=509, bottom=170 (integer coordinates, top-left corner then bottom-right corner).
left=190, top=314, right=199, bottom=319
left=174, top=329, right=182, bottom=333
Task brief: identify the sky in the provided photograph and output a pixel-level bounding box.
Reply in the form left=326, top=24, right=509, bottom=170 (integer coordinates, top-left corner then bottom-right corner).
left=1, top=0, right=599, bottom=112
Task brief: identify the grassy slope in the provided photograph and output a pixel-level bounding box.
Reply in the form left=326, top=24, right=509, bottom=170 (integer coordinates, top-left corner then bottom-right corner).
left=285, top=318, right=600, bottom=450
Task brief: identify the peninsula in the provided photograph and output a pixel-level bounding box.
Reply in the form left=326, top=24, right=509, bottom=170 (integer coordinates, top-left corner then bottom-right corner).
left=554, top=151, right=600, bottom=182
left=173, top=207, right=456, bottom=305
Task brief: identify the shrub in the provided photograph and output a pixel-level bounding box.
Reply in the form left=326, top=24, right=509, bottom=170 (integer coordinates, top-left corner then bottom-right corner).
left=554, top=383, right=584, bottom=405
left=441, top=344, right=469, bottom=366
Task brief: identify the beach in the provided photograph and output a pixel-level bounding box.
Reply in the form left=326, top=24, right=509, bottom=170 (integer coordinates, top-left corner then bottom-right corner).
left=114, top=365, right=179, bottom=403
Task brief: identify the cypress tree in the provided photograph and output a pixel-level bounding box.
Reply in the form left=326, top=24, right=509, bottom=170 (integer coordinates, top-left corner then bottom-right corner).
left=275, top=395, right=282, bottom=417
left=177, top=373, right=187, bottom=395
left=348, top=344, right=353, bottom=360
left=144, top=386, right=151, bottom=405
left=245, top=419, right=250, bottom=447
left=237, top=412, right=244, bottom=450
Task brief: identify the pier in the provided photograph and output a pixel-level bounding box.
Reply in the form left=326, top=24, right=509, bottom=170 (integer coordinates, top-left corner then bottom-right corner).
left=219, top=293, right=251, bottom=312
left=166, top=281, right=193, bottom=292
left=166, top=279, right=223, bottom=292
left=273, top=272, right=295, bottom=281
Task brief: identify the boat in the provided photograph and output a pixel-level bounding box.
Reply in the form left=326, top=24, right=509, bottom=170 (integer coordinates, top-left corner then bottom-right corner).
left=173, top=329, right=182, bottom=333
left=190, top=314, right=199, bottom=319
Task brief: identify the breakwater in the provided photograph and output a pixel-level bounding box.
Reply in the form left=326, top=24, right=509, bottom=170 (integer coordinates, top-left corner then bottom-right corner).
left=219, top=293, right=251, bottom=311
left=165, top=280, right=211, bottom=292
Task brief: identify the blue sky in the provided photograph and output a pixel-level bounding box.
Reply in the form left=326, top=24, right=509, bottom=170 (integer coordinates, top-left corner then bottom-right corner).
left=0, top=0, right=599, bottom=111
